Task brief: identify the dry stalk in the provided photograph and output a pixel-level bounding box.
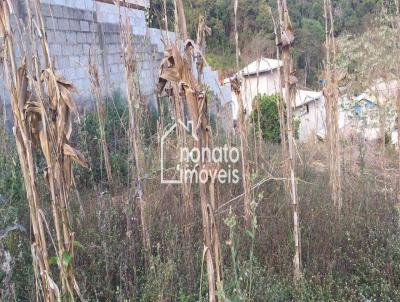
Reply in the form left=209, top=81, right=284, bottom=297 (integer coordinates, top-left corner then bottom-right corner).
left=2, top=0, right=87, bottom=300
left=116, top=4, right=152, bottom=267
left=30, top=0, right=87, bottom=298
left=397, top=90, right=400, bottom=199
left=233, top=0, right=253, bottom=227
left=269, top=5, right=289, bottom=176
left=277, top=0, right=302, bottom=284
left=88, top=51, right=113, bottom=189
left=157, top=14, right=222, bottom=302
left=323, top=0, right=343, bottom=212
left=0, top=2, right=56, bottom=299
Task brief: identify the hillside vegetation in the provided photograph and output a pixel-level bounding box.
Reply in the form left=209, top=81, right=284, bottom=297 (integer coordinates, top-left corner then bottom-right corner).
left=150, top=0, right=390, bottom=87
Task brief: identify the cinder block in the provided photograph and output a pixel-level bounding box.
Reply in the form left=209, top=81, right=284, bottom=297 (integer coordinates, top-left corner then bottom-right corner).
left=64, top=68, right=77, bottom=81
left=80, top=21, right=89, bottom=32
left=82, top=10, right=93, bottom=21
left=69, top=56, right=80, bottom=68
left=52, top=5, right=64, bottom=18
left=73, top=44, right=83, bottom=56
left=58, top=18, right=70, bottom=31
left=40, top=4, right=51, bottom=17
left=72, top=8, right=84, bottom=20
left=82, top=44, right=91, bottom=55
left=75, top=67, right=86, bottom=79
left=79, top=56, right=89, bottom=66
left=90, top=22, right=98, bottom=33
left=77, top=32, right=86, bottom=44
left=62, top=44, right=74, bottom=56
left=45, top=17, right=57, bottom=30
left=69, top=20, right=80, bottom=31
left=66, top=32, right=77, bottom=44
left=86, top=33, right=94, bottom=44
left=55, top=32, right=67, bottom=44
left=49, top=44, right=62, bottom=56
left=62, top=6, right=74, bottom=18
left=46, top=31, right=56, bottom=41
left=55, top=56, right=69, bottom=69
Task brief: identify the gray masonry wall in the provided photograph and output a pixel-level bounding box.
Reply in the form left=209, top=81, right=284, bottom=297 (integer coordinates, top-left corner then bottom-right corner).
left=1, top=0, right=232, bottom=129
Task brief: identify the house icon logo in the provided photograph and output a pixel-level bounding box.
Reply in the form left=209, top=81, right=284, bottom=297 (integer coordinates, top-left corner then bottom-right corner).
left=161, top=119, right=241, bottom=185
left=160, top=119, right=198, bottom=184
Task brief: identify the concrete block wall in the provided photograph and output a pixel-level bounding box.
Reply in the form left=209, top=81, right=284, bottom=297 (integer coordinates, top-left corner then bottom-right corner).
left=1, top=0, right=230, bottom=127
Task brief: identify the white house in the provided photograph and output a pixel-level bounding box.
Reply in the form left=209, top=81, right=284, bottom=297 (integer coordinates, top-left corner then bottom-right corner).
left=225, top=58, right=282, bottom=120
left=223, top=57, right=326, bottom=142
left=294, top=90, right=326, bottom=142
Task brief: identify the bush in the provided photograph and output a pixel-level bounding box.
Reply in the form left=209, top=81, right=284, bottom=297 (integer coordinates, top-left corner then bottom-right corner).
left=252, top=94, right=299, bottom=143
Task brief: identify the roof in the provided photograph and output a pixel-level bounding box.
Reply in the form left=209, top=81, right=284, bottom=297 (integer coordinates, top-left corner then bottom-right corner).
left=239, top=58, right=283, bottom=77
left=295, top=89, right=323, bottom=107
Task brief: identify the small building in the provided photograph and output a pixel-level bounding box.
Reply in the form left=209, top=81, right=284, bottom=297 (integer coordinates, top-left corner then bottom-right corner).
left=294, top=90, right=326, bottom=142
left=226, top=58, right=283, bottom=120
left=339, top=80, right=399, bottom=143
left=223, top=58, right=326, bottom=142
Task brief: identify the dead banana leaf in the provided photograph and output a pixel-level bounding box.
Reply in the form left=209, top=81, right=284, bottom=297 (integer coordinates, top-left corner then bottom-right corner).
left=39, top=129, right=52, bottom=167
left=63, top=144, right=88, bottom=168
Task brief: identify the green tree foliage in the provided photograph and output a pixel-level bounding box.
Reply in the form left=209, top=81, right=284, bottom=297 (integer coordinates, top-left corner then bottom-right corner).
left=148, top=0, right=386, bottom=87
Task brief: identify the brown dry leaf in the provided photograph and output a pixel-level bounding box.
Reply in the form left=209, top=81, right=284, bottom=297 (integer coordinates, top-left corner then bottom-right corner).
left=39, top=129, right=51, bottom=166
left=59, top=85, right=78, bottom=117
left=63, top=155, right=72, bottom=187
left=16, top=59, right=28, bottom=116
left=63, top=144, right=88, bottom=168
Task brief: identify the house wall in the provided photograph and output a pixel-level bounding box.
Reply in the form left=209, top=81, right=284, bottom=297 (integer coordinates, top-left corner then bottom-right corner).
left=295, top=97, right=326, bottom=142
left=231, top=69, right=281, bottom=119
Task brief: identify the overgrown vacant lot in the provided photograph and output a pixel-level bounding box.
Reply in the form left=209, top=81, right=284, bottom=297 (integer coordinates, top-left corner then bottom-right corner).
left=2, top=95, right=400, bottom=301
left=1, top=0, right=400, bottom=301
